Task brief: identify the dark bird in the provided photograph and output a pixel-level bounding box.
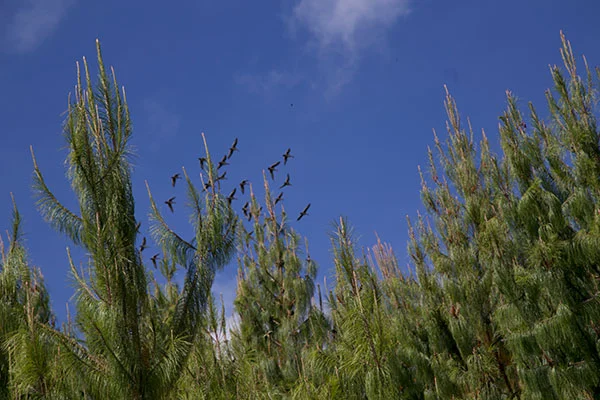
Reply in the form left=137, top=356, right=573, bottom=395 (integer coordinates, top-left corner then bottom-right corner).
left=242, top=201, right=249, bottom=216
left=218, top=155, right=229, bottom=169
left=239, top=179, right=249, bottom=194
left=297, top=203, right=311, bottom=221
left=150, top=253, right=159, bottom=268
left=283, top=148, right=294, bottom=165
left=274, top=192, right=284, bottom=205
left=140, top=237, right=147, bottom=252
left=135, top=221, right=141, bottom=233
left=171, top=173, right=181, bottom=187
left=216, top=171, right=227, bottom=182
left=268, top=161, right=280, bottom=180
left=227, top=138, right=239, bottom=159
left=198, top=157, right=207, bottom=169
left=227, top=188, right=237, bottom=204
left=279, top=174, right=291, bottom=189
left=165, top=197, right=176, bottom=212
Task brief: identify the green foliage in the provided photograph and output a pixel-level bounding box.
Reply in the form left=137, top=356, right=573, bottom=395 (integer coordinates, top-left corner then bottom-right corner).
left=3, top=32, right=600, bottom=399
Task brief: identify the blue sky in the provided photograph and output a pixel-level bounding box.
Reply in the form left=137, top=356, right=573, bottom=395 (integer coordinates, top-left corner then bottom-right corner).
left=1, top=0, right=600, bottom=322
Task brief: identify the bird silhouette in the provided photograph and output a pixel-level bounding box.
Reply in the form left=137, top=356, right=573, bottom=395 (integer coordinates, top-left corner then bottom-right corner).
left=217, top=155, right=229, bottom=169
left=198, top=157, right=207, bottom=169
left=283, top=148, right=294, bottom=165
left=171, top=173, right=181, bottom=187
left=279, top=174, right=291, bottom=189
left=268, top=161, right=280, bottom=180
left=242, top=201, right=249, bottom=216
left=150, top=253, right=159, bottom=268
left=135, top=221, right=141, bottom=233
left=227, top=138, right=239, bottom=159
left=140, top=237, right=147, bottom=252
left=165, top=197, right=176, bottom=212
left=216, top=171, right=227, bottom=181
left=274, top=192, right=284, bottom=205
left=297, top=203, right=311, bottom=221
left=227, top=188, right=237, bottom=204
left=239, top=180, right=248, bottom=194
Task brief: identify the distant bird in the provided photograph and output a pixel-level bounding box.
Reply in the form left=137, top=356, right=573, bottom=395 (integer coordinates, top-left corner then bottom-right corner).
left=297, top=203, right=311, bottom=221
left=242, top=201, right=249, bottom=216
left=227, top=138, right=239, bottom=159
left=279, top=174, right=291, bottom=189
left=268, top=161, right=280, bottom=180
left=198, top=157, right=207, bottom=169
left=274, top=192, right=284, bottom=205
left=239, top=180, right=249, bottom=194
left=135, top=221, right=141, bottom=233
left=216, top=171, right=227, bottom=181
left=140, top=237, right=147, bottom=252
left=165, top=197, right=176, bottom=212
left=218, top=155, right=229, bottom=169
left=290, top=103, right=294, bottom=107
left=227, top=188, right=237, bottom=204
left=283, top=148, right=293, bottom=165
left=171, top=173, right=181, bottom=187
left=150, top=253, right=159, bottom=268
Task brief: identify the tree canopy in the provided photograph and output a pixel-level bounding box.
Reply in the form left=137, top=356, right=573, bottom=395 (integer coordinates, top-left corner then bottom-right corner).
left=2, top=32, right=600, bottom=399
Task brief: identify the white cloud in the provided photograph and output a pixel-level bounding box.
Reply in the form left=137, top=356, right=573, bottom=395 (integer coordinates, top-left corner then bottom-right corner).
left=292, top=0, right=412, bottom=95
left=293, top=0, right=411, bottom=52
left=4, top=0, right=75, bottom=53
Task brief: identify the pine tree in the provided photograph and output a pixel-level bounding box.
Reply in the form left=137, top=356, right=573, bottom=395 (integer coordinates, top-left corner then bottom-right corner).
left=28, top=40, right=236, bottom=398
left=233, top=176, right=328, bottom=396
left=0, top=195, right=56, bottom=399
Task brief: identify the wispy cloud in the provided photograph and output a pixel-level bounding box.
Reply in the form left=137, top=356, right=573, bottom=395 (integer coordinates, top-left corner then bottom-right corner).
left=292, top=0, right=412, bottom=95
left=4, top=0, right=75, bottom=53
left=235, top=69, right=303, bottom=97
left=142, top=98, right=181, bottom=151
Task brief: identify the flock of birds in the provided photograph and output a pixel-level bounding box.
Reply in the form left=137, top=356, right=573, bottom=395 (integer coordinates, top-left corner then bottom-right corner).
left=166, top=138, right=310, bottom=222
left=140, top=138, right=312, bottom=266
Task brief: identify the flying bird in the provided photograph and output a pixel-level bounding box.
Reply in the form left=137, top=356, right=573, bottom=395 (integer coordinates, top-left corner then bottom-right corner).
left=268, top=161, right=280, bottom=180
left=216, top=171, right=227, bottom=182
left=139, top=237, right=147, bottom=252
left=171, top=173, right=181, bottom=187
left=239, top=180, right=249, bottom=194
left=297, top=203, right=311, bottom=221
left=198, top=157, right=207, bottom=169
left=283, top=148, right=293, bottom=165
left=217, top=155, right=229, bottom=169
left=242, top=201, right=249, bottom=216
left=227, top=138, right=239, bottom=159
left=274, top=192, right=284, bottom=205
left=150, top=253, right=159, bottom=268
left=165, top=197, right=176, bottom=212
left=135, top=221, right=141, bottom=233
left=227, top=188, right=237, bottom=204
left=279, top=174, right=291, bottom=189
